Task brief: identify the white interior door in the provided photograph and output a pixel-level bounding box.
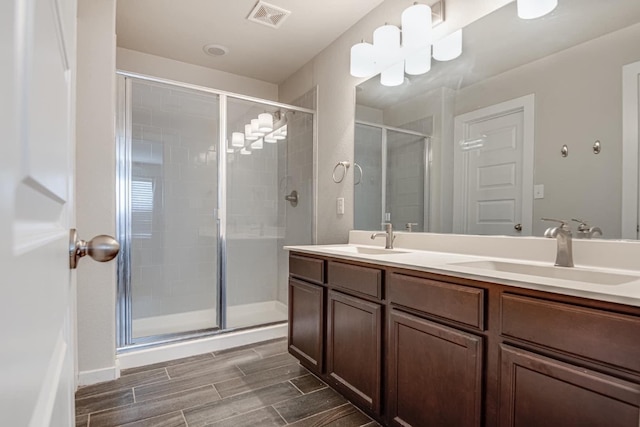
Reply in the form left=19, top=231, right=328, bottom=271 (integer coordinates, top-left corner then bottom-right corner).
left=622, top=61, right=640, bottom=239
left=453, top=95, right=534, bottom=236
left=1, top=0, right=77, bottom=425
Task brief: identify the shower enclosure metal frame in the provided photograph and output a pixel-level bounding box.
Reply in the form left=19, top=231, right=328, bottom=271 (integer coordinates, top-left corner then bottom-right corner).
left=355, top=120, right=431, bottom=232
left=115, top=71, right=316, bottom=351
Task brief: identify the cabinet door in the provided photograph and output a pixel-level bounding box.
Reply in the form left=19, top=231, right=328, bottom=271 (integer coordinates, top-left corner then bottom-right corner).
left=388, top=309, right=483, bottom=427
left=327, top=290, right=382, bottom=414
left=500, top=344, right=640, bottom=427
left=288, top=278, right=324, bottom=374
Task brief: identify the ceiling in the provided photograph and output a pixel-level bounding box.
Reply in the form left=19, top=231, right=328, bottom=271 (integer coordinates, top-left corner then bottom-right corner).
left=116, top=0, right=385, bottom=84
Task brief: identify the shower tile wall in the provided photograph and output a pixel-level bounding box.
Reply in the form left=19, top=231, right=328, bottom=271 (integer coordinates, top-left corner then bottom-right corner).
left=130, top=81, right=219, bottom=334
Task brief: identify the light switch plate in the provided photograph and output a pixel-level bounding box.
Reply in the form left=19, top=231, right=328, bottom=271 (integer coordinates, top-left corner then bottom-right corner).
left=337, top=197, right=345, bottom=215
left=534, top=184, right=544, bottom=199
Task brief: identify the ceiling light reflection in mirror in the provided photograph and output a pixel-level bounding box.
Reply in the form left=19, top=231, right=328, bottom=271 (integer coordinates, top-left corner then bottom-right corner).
left=351, top=0, right=558, bottom=87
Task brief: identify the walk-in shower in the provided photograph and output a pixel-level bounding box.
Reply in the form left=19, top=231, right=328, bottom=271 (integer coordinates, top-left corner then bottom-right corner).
left=116, top=73, right=315, bottom=349
left=354, top=121, right=430, bottom=232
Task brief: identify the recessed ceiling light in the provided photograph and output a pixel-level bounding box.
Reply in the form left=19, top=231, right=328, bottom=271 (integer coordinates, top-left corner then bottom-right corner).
left=203, top=44, right=229, bottom=57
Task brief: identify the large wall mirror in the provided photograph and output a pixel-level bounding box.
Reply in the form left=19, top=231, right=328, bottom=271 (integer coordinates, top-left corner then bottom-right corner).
left=354, top=0, right=640, bottom=240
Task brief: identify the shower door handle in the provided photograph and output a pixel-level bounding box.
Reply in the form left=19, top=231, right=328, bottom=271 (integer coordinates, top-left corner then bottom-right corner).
left=69, top=228, right=120, bottom=269
left=284, top=190, right=298, bottom=207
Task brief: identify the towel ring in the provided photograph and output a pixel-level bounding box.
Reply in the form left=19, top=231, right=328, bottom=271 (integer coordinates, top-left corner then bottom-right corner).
left=354, top=162, right=363, bottom=185
left=332, top=161, right=351, bottom=183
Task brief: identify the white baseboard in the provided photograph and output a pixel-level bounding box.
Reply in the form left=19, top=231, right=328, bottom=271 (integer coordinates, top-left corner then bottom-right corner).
left=117, top=323, right=287, bottom=371
left=77, top=365, right=119, bottom=387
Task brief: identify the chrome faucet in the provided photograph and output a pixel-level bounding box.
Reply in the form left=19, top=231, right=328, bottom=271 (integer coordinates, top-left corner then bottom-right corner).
left=571, top=218, right=603, bottom=239
left=371, top=222, right=395, bottom=249
left=542, top=218, right=574, bottom=267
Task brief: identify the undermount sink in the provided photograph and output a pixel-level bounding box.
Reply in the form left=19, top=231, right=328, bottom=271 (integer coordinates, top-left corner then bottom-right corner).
left=326, top=245, right=409, bottom=255
left=451, top=260, right=639, bottom=286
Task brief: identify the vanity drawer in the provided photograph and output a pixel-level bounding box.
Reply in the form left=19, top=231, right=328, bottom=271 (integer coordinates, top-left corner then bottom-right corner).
left=328, top=261, right=382, bottom=299
left=501, top=293, right=640, bottom=373
left=290, top=254, right=325, bottom=285
left=388, top=273, right=485, bottom=329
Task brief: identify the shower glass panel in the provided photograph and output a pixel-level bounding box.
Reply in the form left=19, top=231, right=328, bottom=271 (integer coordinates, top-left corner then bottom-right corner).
left=386, top=130, right=427, bottom=232
left=117, top=74, right=315, bottom=349
left=225, top=97, right=314, bottom=329
left=121, top=77, right=220, bottom=342
left=354, top=123, right=430, bottom=232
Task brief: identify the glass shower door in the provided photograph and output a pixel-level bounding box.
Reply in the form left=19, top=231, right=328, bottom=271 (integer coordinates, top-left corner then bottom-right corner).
left=119, top=77, right=220, bottom=342
left=386, top=130, right=427, bottom=232
left=354, top=123, right=384, bottom=230
left=225, top=97, right=314, bottom=329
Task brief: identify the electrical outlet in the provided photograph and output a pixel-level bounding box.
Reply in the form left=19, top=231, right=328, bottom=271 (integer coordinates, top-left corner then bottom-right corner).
left=337, top=197, right=345, bottom=215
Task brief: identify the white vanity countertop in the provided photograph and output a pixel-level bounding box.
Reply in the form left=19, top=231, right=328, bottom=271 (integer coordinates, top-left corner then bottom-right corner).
left=284, top=232, right=640, bottom=307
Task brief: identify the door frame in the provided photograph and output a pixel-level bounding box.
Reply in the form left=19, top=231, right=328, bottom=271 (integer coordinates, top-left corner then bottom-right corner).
left=621, top=60, right=640, bottom=240
left=453, top=94, right=535, bottom=235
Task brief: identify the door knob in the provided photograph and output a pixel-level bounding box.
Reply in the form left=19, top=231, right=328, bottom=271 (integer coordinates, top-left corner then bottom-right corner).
left=514, top=223, right=522, bottom=232
left=69, top=228, right=120, bottom=269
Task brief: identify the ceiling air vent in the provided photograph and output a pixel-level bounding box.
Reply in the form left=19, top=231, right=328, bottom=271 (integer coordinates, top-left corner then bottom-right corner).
left=247, top=1, right=291, bottom=29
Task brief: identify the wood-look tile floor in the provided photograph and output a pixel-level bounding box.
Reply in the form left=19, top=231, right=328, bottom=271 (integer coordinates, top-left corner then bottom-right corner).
left=75, top=338, right=379, bottom=427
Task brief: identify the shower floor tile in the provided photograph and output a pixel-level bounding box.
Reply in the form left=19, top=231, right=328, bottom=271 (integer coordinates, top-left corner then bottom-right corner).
left=75, top=338, right=378, bottom=427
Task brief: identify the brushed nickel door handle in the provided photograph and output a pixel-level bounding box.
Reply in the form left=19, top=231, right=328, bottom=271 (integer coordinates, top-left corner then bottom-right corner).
left=69, top=228, right=120, bottom=269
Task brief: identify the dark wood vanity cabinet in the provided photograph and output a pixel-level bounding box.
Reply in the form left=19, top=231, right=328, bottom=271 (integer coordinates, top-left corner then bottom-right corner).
left=499, top=293, right=640, bottom=427
left=388, top=309, right=483, bottom=427
left=288, top=278, right=324, bottom=374
left=325, top=260, right=383, bottom=414
left=500, top=344, right=640, bottom=427
left=288, top=254, right=326, bottom=375
left=288, top=252, right=640, bottom=427
left=326, top=290, right=382, bottom=414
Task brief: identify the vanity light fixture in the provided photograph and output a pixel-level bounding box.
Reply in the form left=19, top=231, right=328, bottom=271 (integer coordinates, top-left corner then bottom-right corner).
left=264, top=135, right=278, bottom=143
left=231, top=132, right=245, bottom=147
left=350, top=41, right=376, bottom=78
left=432, top=29, right=462, bottom=61
left=258, top=113, right=274, bottom=132
left=402, top=3, right=432, bottom=75
left=374, top=24, right=404, bottom=87
left=517, top=0, right=558, bottom=19
left=272, top=128, right=286, bottom=140
left=245, top=124, right=259, bottom=141
left=350, top=1, right=462, bottom=86
left=240, top=147, right=251, bottom=155
left=250, top=119, right=264, bottom=137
